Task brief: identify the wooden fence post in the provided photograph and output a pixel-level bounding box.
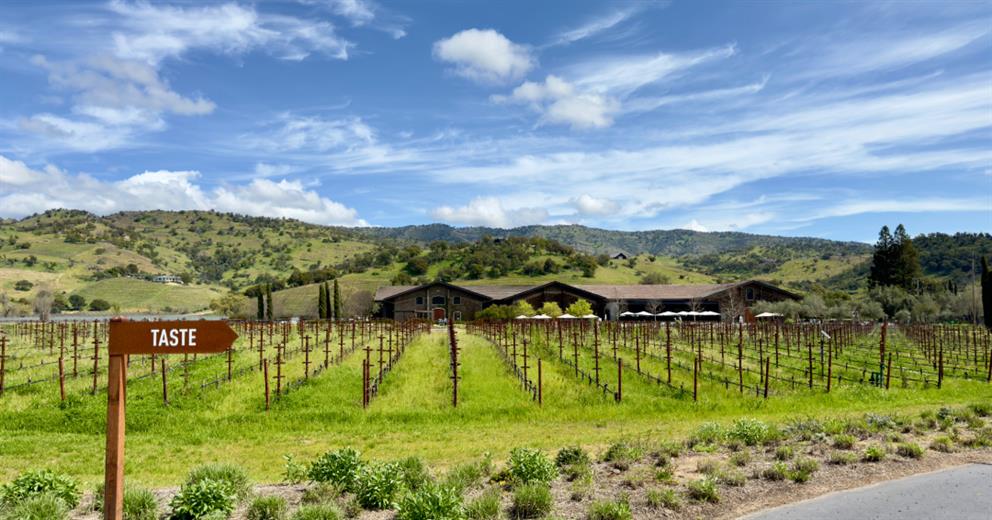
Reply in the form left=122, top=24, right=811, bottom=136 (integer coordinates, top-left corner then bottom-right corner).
left=263, top=359, right=270, bottom=411
left=103, top=354, right=126, bottom=520
left=58, top=356, right=66, bottom=401
left=616, top=358, right=622, bottom=403
left=537, top=358, right=543, bottom=406
left=161, top=359, right=168, bottom=406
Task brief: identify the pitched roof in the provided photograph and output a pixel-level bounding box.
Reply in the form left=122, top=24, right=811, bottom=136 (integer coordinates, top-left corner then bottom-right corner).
left=574, top=283, right=738, bottom=300
left=374, top=285, right=420, bottom=300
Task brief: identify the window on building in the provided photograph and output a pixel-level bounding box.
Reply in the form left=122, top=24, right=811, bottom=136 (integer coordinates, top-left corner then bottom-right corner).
left=453, top=296, right=461, bottom=305
left=415, top=296, right=424, bottom=305
left=745, top=287, right=755, bottom=301
left=431, top=295, right=446, bottom=305
left=453, top=311, right=462, bottom=321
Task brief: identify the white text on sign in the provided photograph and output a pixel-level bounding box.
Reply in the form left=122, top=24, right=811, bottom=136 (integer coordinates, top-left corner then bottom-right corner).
left=150, top=328, right=197, bottom=348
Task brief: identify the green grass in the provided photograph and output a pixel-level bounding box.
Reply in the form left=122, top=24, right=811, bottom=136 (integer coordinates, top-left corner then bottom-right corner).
left=0, top=326, right=989, bottom=488
left=73, top=278, right=224, bottom=313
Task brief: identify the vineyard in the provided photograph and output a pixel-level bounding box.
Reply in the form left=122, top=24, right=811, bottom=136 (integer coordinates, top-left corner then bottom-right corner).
left=0, top=319, right=990, bottom=486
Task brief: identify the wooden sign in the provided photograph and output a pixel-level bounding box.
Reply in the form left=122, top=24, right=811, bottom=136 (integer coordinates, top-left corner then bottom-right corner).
left=108, top=320, right=238, bottom=355
left=104, top=319, right=238, bottom=520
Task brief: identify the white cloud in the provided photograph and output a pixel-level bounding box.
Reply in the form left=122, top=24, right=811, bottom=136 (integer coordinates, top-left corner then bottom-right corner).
left=571, top=194, right=619, bottom=216
left=431, top=197, right=548, bottom=228
left=325, top=0, right=375, bottom=26
left=804, top=198, right=990, bottom=221
left=550, top=5, right=646, bottom=46
left=108, top=0, right=351, bottom=63
left=568, top=44, right=737, bottom=96
left=0, top=155, right=367, bottom=226
left=683, top=219, right=707, bottom=232
left=494, top=75, right=619, bottom=129
left=18, top=113, right=134, bottom=152
left=247, top=115, right=376, bottom=152
left=433, top=29, right=535, bottom=84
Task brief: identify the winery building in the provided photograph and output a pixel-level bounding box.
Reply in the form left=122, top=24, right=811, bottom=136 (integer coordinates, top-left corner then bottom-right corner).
left=374, top=280, right=798, bottom=321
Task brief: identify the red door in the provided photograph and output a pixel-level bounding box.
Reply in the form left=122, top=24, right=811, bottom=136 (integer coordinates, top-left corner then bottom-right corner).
left=432, top=308, right=446, bottom=320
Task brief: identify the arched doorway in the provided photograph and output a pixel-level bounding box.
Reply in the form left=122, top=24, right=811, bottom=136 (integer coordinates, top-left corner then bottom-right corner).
left=432, top=308, right=446, bottom=321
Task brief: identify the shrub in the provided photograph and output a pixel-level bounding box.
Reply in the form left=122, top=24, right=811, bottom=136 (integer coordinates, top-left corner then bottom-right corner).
left=930, top=436, right=954, bottom=453
left=862, top=445, right=886, bottom=462
left=169, top=479, right=236, bottom=520
left=0, top=469, right=80, bottom=509
left=718, top=469, right=746, bottom=487
left=247, top=496, right=288, bottom=520
left=444, top=455, right=492, bottom=494
left=291, top=505, right=342, bottom=520
left=465, top=488, right=501, bottom=520
left=729, top=451, right=751, bottom=467
left=645, top=488, right=680, bottom=510
left=686, top=478, right=719, bottom=503
left=789, top=458, right=819, bottom=483
left=969, top=403, right=991, bottom=417
left=696, top=459, right=721, bottom=476
left=727, top=418, right=772, bottom=446
left=301, top=483, right=339, bottom=505
left=184, top=464, right=252, bottom=502
left=828, top=452, right=856, bottom=465
left=561, top=462, right=591, bottom=483
left=123, top=488, right=159, bottom=520
left=355, top=462, right=404, bottom=510
left=654, top=466, right=674, bottom=484
left=774, top=445, right=794, bottom=461
left=555, top=446, right=590, bottom=468
left=507, top=448, right=557, bottom=486
left=896, top=443, right=924, bottom=459
left=0, top=493, right=69, bottom=520
left=89, top=298, right=111, bottom=311
left=689, top=423, right=724, bottom=447
left=511, top=483, right=553, bottom=519
left=586, top=498, right=632, bottom=520
left=832, top=434, right=856, bottom=450
left=283, top=455, right=308, bottom=484
left=395, top=483, right=464, bottom=520
left=602, top=442, right=642, bottom=471
left=783, top=418, right=826, bottom=442
left=761, top=462, right=788, bottom=481
left=308, top=449, right=364, bottom=492
left=396, top=457, right=432, bottom=492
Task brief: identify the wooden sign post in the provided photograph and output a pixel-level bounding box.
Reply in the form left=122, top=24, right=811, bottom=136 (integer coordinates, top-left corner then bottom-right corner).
left=104, top=319, right=237, bottom=520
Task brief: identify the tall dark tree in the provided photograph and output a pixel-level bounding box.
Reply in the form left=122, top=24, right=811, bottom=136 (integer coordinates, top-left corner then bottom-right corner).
left=265, top=284, right=273, bottom=320
left=892, top=224, right=922, bottom=290
left=869, top=225, right=895, bottom=288
left=333, top=279, right=342, bottom=319
left=256, top=291, right=264, bottom=320
left=982, top=256, right=991, bottom=329
left=318, top=283, right=328, bottom=319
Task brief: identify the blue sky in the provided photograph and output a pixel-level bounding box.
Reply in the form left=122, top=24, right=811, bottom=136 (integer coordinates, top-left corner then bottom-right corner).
left=0, top=0, right=989, bottom=242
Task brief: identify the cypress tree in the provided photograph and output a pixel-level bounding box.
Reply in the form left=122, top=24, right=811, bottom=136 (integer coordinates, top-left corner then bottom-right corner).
left=892, top=224, right=922, bottom=290
left=256, top=291, right=264, bottom=320
left=982, top=256, right=991, bottom=329
left=318, top=283, right=327, bottom=319
left=333, top=278, right=342, bottom=320
left=266, top=284, right=274, bottom=320
left=869, top=225, right=895, bottom=287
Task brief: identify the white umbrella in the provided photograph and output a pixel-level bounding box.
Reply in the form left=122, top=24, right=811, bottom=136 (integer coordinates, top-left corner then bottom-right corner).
left=699, top=311, right=720, bottom=316
left=558, top=313, right=577, bottom=319
left=755, top=312, right=782, bottom=318
left=635, top=311, right=654, bottom=317
left=677, top=311, right=691, bottom=316
left=659, top=311, right=678, bottom=317
left=685, top=311, right=700, bottom=316
left=515, top=315, right=531, bottom=320
left=619, top=311, right=635, bottom=317
left=532, top=314, right=551, bottom=320
left=581, top=314, right=599, bottom=320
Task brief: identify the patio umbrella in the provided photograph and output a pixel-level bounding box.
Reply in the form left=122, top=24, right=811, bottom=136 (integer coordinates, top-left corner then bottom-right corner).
left=558, top=313, right=577, bottom=319
left=532, top=314, right=551, bottom=320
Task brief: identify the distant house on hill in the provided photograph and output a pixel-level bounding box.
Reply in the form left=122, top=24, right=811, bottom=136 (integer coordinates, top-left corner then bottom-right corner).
left=374, top=279, right=798, bottom=321
left=612, top=252, right=629, bottom=260
left=152, top=274, right=184, bottom=284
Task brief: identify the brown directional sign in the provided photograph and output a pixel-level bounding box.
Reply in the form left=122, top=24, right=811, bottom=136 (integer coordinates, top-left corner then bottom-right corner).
left=108, top=320, right=238, bottom=355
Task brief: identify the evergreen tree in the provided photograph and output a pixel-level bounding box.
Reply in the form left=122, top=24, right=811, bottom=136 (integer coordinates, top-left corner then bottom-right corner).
left=318, top=283, right=328, bottom=319
left=256, top=291, right=264, bottom=320
left=982, top=256, right=991, bottom=329
left=892, top=224, right=922, bottom=290
left=333, top=279, right=342, bottom=319
left=869, top=225, right=895, bottom=287
left=265, top=284, right=273, bottom=320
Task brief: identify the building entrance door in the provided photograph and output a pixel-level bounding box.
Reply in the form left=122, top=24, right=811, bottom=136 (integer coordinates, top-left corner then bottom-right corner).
left=432, top=308, right=446, bottom=321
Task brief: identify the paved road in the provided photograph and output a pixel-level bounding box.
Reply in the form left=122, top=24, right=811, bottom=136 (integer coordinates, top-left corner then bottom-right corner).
left=742, top=463, right=992, bottom=520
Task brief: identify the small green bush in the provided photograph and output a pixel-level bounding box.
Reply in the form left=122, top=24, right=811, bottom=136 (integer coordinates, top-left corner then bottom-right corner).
left=968, top=403, right=991, bottom=417
left=729, top=451, right=751, bottom=467
left=355, top=462, right=404, bottom=510
left=396, top=483, right=464, bottom=520
left=465, top=488, right=502, bottom=520
left=686, top=478, right=719, bottom=503
left=507, top=448, right=557, bottom=486
left=511, top=483, right=553, bottom=519
left=0, top=469, right=81, bottom=508
left=930, top=436, right=954, bottom=453
left=396, top=457, right=433, bottom=492
left=301, top=483, right=339, bottom=505
left=727, top=418, right=772, bottom=446
left=291, top=504, right=342, bottom=520
left=169, top=479, right=236, bottom=520
left=695, top=459, right=720, bottom=476
left=896, top=443, right=924, bottom=459
left=444, top=462, right=487, bottom=494
left=555, top=446, right=590, bottom=468
left=184, top=464, right=252, bottom=502
left=561, top=462, right=591, bottom=483
left=832, top=434, right=856, bottom=450
left=774, top=445, right=794, bottom=461
left=602, top=442, right=643, bottom=471
left=689, top=423, right=724, bottom=447
left=718, top=469, right=747, bottom=487
left=308, top=449, right=365, bottom=493
left=789, top=458, right=819, bottom=483
left=862, top=445, right=886, bottom=462
left=761, top=462, right=788, bottom=481
left=586, top=497, right=632, bottom=520
left=828, top=452, right=856, bottom=465
left=283, top=455, right=308, bottom=484
left=645, top=488, right=680, bottom=510
left=0, top=493, right=69, bottom=520
left=247, top=495, right=288, bottom=520
left=123, top=488, right=159, bottom=520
